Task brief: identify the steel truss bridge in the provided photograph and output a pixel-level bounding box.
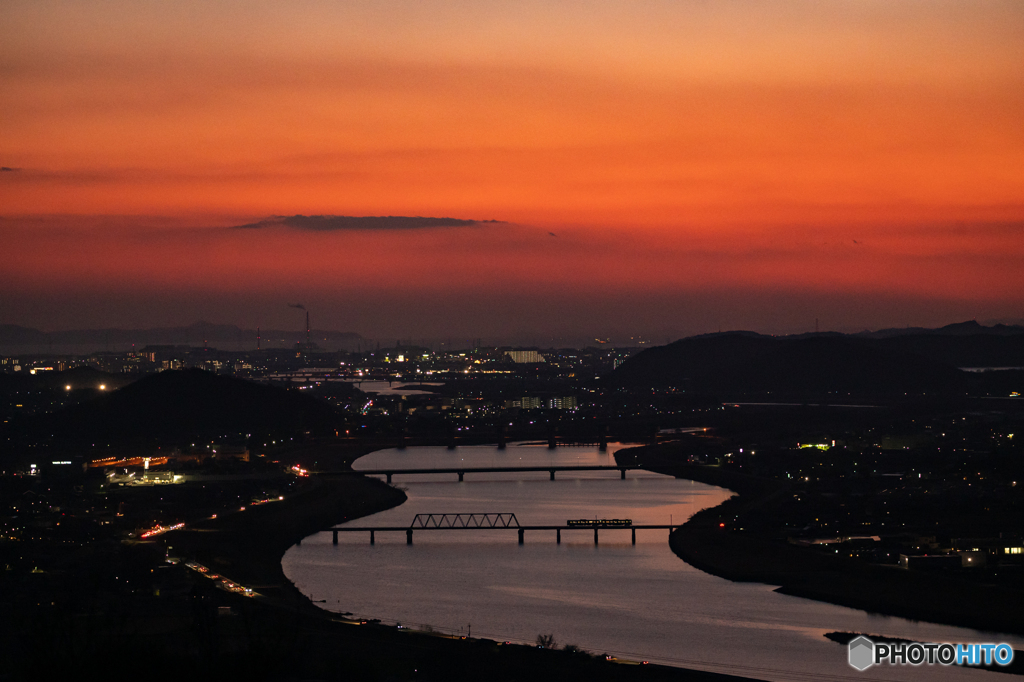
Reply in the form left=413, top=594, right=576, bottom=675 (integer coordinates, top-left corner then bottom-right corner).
left=328, top=513, right=677, bottom=546
left=409, top=513, right=520, bottom=528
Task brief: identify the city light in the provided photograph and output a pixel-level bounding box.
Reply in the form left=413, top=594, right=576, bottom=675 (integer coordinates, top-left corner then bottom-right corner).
left=139, top=522, right=185, bottom=539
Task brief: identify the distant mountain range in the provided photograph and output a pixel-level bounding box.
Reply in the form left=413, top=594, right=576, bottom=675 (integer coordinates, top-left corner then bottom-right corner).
left=853, top=320, right=1024, bottom=338
left=608, top=322, right=1024, bottom=396
left=0, top=321, right=361, bottom=350
left=2, top=319, right=1023, bottom=356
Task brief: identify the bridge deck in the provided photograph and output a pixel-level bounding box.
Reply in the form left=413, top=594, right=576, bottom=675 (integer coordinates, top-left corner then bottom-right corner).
left=321, top=465, right=635, bottom=475
left=323, top=523, right=677, bottom=546
left=331, top=524, right=675, bottom=531
left=320, top=465, right=645, bottom=482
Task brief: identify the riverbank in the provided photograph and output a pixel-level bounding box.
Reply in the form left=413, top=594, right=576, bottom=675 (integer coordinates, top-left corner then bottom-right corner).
left=170, top=472, right=407, bottom=608
left=616, top=443, right=1024, bottom=637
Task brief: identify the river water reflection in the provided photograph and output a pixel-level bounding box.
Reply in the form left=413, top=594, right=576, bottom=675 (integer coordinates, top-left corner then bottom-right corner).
left=283, top=444, right=1023, bottom=681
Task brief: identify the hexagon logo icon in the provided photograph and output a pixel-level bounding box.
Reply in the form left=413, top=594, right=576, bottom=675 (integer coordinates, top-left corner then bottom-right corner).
left=848, top=636, right=875, bottom=671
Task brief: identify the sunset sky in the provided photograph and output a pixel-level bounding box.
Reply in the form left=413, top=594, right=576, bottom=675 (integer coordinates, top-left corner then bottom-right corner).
left=2, top=1, right=1023, bottom=341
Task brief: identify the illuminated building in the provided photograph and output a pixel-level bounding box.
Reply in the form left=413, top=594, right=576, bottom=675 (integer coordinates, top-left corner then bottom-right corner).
left=506, top=350, right=545, bottom=364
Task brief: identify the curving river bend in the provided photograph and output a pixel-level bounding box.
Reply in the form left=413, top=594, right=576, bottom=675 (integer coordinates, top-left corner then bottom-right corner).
left=283, top=444, right=1024, bottom=681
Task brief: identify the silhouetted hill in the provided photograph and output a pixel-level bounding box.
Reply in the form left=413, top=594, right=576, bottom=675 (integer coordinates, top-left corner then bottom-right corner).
left=611, top=333, right=774, bottom=386
left=608, top=334, right=968, bottom=396
left=857, top=320, right=1024, bottom=338
left=711, top=336, right=966, bottom=394
left=0, top=368, right=131, bottom=426
left=8, top=369, right=337, bottom=448
left=879, top=333, right=1024, bottom=368
left=0, top=324, right=46, bottom=344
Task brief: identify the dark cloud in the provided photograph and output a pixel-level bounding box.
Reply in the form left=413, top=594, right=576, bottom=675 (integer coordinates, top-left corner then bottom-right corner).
left=1, top=167, right=21, bottom=172
left=233, top=215, right=499, bottom=231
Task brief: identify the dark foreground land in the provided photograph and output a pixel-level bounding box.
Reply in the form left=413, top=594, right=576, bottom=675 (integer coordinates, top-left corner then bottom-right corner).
left=616, top=442, right=1024, bottom=638
left=1, top=443, right=762, bottom=682
left=5, top=324, right=1024, bottom=679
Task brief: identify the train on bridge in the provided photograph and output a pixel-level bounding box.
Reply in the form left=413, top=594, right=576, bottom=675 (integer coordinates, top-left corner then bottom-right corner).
left=566, top=519, right=632, bottom=527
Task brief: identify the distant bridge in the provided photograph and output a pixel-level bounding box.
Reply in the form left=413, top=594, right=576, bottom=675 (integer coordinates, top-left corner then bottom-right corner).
left=320, top=465, right=642, bottom=483
left=328, top=513, right=676, bottom=546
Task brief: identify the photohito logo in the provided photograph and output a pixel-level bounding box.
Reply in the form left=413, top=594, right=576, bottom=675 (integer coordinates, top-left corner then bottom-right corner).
left=848, top=636, right=1014, bottom=671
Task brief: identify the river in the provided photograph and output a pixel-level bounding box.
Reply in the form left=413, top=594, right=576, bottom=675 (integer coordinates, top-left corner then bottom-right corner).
left=283, top=443, right=1024, bottom=681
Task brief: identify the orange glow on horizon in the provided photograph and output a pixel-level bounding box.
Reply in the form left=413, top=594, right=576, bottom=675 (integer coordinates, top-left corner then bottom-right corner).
left=1, top=1, right=1022, bottom=334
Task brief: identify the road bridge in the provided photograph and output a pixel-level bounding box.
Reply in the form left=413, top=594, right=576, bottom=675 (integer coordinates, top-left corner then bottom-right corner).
left=319, top=465, right=642, bottom=483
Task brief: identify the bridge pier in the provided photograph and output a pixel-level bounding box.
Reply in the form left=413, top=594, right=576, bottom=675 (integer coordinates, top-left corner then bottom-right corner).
left=386, top=473, right=393, bottom=484
left=556, top=529, right=561, bottom=544
left=458, top=472, right=464, bottom=482
left=406, top=529, right=413, bottom=545
left=594, top=528, right=599, bottom=545
left=549, top=470, right=556, bottom=481
left=518, top=529, right=524, bottom=545
left=632, top=528, right=636, bottom=545
left=332, top=530, right=338, bottom=545
left=370, top=530, right=375, bottom=545
left=620, top=468, right=626, bottom=480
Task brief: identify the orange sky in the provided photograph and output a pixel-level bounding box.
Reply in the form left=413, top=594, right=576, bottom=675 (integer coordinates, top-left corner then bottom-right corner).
left=2, top=1, right=1023, bottom=338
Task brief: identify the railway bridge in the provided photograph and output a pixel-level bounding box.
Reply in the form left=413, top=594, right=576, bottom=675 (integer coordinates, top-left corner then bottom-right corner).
left=329, top=513, right=677, bottom=546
